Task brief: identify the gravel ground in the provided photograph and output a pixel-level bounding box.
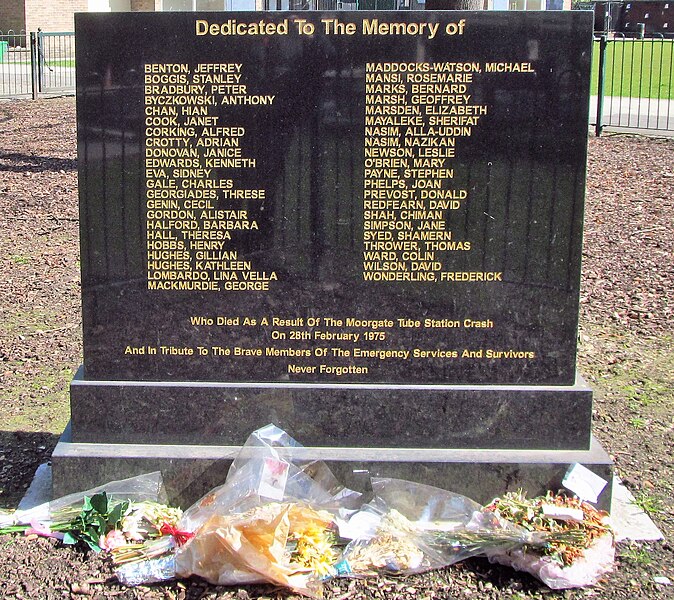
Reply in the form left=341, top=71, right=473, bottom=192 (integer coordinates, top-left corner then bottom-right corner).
left=0, top=97, right=672, bottom=599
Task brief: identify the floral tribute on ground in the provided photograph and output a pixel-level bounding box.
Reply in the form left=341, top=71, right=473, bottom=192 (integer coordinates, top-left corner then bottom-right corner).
left=0, top=425, right=615, bottom=596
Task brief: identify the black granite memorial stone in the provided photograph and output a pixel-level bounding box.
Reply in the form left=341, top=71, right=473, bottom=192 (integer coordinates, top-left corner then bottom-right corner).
left=76, top=11, right=590, bottom=386
left=53, top=10, right=612, bottom=509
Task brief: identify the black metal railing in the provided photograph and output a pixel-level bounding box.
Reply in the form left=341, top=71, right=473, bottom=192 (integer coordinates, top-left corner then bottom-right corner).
left=0, top=30, right=75, bottom=99
left=2, top=23, right=673, bottom=137
left=0, top=31, right=31, bottom=97
left=262, top=0, right=424, bottom=10
left=34, top=31, right=77, bottom=95
left=594, top=33, right=673, bottom=134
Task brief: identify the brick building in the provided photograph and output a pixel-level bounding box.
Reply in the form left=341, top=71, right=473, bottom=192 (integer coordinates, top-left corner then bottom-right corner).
left=621, top=1, right=672, bottom=35
left=1, top=0, right=587, bottom=35
left=0, top=0, right=162, bottom=34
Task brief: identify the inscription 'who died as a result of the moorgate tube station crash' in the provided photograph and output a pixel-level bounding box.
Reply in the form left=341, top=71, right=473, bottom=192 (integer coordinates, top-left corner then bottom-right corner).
left=77, top=11, right=591, bottom=386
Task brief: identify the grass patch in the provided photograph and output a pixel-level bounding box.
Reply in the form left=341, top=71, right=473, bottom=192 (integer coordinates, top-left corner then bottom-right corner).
left=0, top=308, right=61, bottom=336
left=44, top=59, right=75, bottom=68
left=581, top=327, right=674, bottom=405
left=592, top=39, right=674, bottom=99
left=619, top=543, right=653, bottom=566
left=629, top=417, right=647, bottom=428
left=633, top=492, right=665, bottom=515
left=0, top=307, right=74, bottom=434
left=0, top=364, right=72, bottom=434
left=9, top=255, right=30, bottom=265
left=623, top=380, right=668, bottom=408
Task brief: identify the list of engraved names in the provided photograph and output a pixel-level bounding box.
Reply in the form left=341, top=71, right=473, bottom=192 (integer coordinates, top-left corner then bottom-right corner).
left=134, top=54, right=539, bottom=377
left=363, top=61, right=495, bottom=283
left=144, top=63, right=276, bottom=292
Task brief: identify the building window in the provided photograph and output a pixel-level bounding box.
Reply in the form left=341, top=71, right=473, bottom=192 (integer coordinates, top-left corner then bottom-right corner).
left=162, top=0, right=227, bottom=9
left=508, top=0, right=544, bottom=9
left=162, top=0, right=257, bottom=8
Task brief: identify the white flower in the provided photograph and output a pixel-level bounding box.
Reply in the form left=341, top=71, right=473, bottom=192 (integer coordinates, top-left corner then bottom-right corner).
left=99, top=529, right=127, bottom=551
left=121, top=512, right=150, bottom=542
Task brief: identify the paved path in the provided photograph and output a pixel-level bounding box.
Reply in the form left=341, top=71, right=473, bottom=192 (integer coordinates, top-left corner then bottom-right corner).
left=0, top=63, right=74, bottom=98
left=590, top=95, right=674, bottom=136
left=0, top=62, right=32, bottom=96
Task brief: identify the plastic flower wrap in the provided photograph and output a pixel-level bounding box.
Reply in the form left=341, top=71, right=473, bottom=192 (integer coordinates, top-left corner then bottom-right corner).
left=0, top=472, right=170, bottom=552
left=0, top=472, right=165, bottom=533
left=179, top=424, right=361, bottom=534
left=483, top=490, right=614, bottom=588
left=111, top=502, right=184, bottom=565
left=116, top=424, right=360, bottom=596
left=175, top=502, right=336, bottom=596
left=337, top=479, right=613, bottom=589
left=120, top=501, right=183, bottom=542
left=338, top=479, right=537, bottom=576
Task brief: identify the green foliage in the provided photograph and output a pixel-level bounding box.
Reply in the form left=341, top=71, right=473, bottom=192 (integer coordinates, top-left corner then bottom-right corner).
left=619, top=542, right=652, bottom=566
left=9, top=255, right=30, bottom=265
left=632, top=491, right=664, bottom=515
left=62, top=492, right=129, bottom=552
left=623, top=380, right=667, bottom=407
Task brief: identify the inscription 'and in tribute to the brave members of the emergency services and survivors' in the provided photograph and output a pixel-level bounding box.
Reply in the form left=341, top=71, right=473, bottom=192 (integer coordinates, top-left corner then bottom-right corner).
left=77, top=12, right=590, bottom=384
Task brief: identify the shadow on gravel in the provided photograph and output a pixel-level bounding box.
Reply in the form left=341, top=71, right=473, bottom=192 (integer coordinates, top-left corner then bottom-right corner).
left=0, top=430, right=61, bottom=508
left=0, top=152, right=77, bottom=173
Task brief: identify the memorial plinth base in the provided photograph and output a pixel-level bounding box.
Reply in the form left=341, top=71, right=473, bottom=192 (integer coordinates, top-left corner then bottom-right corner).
left=52, top=426, right=613, bottom=511
left=68, top=367, right=594, bottom=450
left=57, top=369, right=612, bottom=509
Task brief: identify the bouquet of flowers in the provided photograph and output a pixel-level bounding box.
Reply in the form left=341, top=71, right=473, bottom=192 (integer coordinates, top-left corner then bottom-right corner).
left=336, top=479, right=613, bottom=589
left=0, top=472, right=181, bottom=553
left=114, top=425, right=360, bottom=597
left=173, top=502, right=338, bottom=596
left=483, top=490, right=614, bottom=588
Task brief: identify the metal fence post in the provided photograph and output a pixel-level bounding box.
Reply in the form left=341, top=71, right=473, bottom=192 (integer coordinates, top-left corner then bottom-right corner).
left=29, top=31, right=39, bottom=99
left=36, top=28, right=45, bottom=94
left=595, top=34, right=608, bottom=137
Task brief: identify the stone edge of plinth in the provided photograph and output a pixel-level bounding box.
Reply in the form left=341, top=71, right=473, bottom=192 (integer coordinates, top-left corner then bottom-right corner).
left=71, top=365, right=593, bottom=392
left=52, top=423, right=613, bottom=510
left=53, top=428, right=610, bottom=464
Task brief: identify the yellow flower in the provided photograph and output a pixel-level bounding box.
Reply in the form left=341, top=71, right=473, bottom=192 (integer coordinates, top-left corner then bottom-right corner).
left=289, top=527, right=338, bottom=576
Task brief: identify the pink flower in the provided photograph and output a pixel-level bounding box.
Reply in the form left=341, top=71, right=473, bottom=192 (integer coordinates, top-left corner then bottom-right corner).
left=99, top=529, right=127, bottom=551
left=24, top=521, right=65, bottom=541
